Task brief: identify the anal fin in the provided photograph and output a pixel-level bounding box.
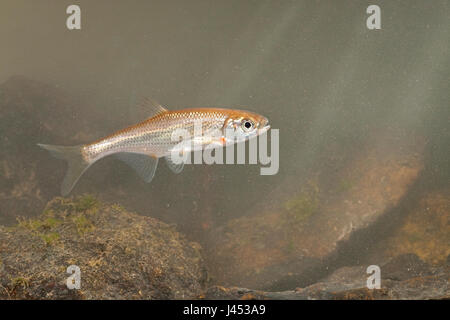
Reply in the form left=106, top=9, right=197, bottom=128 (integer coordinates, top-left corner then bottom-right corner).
left=115, top=153, right=159, bottom=183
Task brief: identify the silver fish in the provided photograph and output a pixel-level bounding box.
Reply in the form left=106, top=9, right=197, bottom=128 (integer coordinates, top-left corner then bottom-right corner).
left=38, top=99, right=270, bottom=195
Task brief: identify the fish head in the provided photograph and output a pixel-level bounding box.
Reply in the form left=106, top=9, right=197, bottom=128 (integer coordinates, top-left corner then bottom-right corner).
left=222, top=109, right=270, bottom=142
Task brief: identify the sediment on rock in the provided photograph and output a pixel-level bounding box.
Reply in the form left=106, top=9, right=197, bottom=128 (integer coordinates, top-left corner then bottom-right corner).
left=0, top=195, right=208, bottom=299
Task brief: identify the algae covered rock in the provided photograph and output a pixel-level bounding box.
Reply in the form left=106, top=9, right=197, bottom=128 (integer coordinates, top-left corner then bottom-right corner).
left=373, top=189, right=450, bottom=265
left=207, top=127, right=426, bottom=290
left=0, top=195, right=207, bottom=299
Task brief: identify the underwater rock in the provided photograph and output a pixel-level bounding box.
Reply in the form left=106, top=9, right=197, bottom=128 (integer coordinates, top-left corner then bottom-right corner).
left=204, top=254, right=449, bottom=300
left=372, top=189, right=450, bottom=265
left=0, top=76, right=161, bottom=226
left=207, top=127, right=426, bottom=289
left=0, top=76, right=99, bottom=225
left=0, top=195, right=207, bottom=299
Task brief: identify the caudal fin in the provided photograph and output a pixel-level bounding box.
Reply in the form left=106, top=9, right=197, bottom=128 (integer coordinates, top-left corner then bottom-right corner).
left=37, top=143, right=90, bottom=196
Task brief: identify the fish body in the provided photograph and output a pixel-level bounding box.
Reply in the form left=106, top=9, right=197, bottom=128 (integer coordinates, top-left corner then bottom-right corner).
left=38, top=99, right=270, bottom=196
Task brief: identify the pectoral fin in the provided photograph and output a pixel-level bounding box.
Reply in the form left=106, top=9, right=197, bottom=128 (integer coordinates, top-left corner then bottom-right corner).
left=164, top=154, right=185, bottom=174
left=115, top=153, right=159, bottom=183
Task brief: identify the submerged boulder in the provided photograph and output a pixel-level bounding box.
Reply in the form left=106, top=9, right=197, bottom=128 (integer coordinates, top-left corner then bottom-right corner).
left=0, top=76, right=99, bottom=225
left=372, top=189, right=450, bottom=265
left=207, top=128, right=426, bottom=289
left=0, top=195, right=207, bottom=299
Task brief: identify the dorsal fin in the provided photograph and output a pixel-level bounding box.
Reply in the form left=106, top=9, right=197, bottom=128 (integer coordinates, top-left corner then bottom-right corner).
left=138, top=98, right=168, bottom=118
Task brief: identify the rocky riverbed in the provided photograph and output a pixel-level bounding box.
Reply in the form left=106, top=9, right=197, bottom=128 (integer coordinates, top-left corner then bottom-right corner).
left=0, top=195, right=447, bottom=300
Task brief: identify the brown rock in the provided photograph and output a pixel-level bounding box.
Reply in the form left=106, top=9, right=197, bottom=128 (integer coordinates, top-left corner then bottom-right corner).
left=0, top=195, right=208, bottom=299
left=207, top=128, right=426, bottom=289
left=375, top=190, right=450, bottom=265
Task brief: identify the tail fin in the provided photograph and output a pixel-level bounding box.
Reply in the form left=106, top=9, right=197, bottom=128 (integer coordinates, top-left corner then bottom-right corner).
left=37, top=143, right=90, bottom=196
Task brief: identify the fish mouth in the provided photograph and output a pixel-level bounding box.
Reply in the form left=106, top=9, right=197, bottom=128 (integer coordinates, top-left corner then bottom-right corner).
left=258, top=124, right=270, bottom=135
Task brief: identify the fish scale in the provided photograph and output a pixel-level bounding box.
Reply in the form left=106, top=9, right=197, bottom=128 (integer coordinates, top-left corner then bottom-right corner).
left=82, top=109, right=229, bottom=162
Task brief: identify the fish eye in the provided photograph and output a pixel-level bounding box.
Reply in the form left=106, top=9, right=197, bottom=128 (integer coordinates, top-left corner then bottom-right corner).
left=242, top=119, right=254, bottom=131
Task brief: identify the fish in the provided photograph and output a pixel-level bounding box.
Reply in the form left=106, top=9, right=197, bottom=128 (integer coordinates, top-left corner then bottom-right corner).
left=38, top=99, right=270, bottom=196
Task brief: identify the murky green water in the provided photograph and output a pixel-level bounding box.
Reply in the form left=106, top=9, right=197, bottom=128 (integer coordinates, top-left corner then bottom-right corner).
left=0, top=0, right=448, bottom=299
